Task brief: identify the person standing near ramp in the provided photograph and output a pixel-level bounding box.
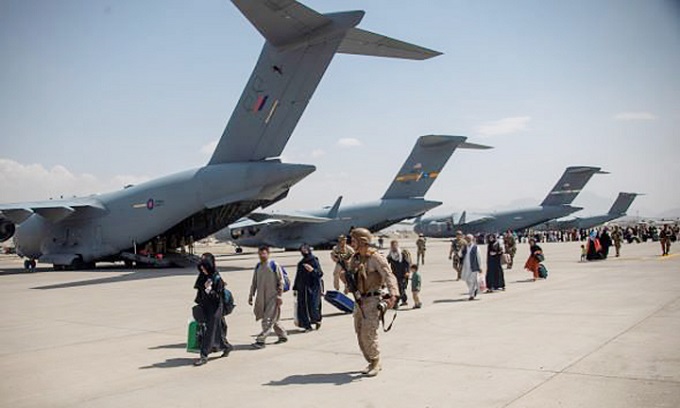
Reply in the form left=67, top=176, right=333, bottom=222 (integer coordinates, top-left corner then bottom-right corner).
left=416, top=234, right=427, bottom=265
left=344, top=228, right=398, bottom=377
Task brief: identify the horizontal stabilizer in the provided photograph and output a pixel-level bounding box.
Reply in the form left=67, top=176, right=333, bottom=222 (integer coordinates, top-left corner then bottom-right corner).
left=459, top=141, right=493, bottom=150
left=338, top=28, right=442, bottom=60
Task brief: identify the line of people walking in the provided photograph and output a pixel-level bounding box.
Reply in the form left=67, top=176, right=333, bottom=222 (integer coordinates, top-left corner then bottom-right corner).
left=190, top=229, right=411, bottom=377
left=449, top=230, right=546, bottom=300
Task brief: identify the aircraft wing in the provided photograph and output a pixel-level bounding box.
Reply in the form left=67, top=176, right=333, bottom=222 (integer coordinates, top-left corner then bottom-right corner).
left=464, top=215, right=496, bottom=226
left=0, top=198, right=107, bottom=224
left=246, top=211, right=331, bottom=224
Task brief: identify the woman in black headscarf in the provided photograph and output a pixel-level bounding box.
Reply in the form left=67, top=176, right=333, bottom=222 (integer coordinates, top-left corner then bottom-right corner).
left=485, top=234, right=505, bottom=292
left=192, top=252, right=232, bottom=366
left=293, top=244, right=324, bottom=332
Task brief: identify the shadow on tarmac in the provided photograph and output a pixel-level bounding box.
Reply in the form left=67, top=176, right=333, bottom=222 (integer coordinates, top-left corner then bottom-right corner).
left=264, top=371, right=363, bottom=386
left=432, top=298, right=472, bottom=304
left=149, top=343, right=186, bottom=350
left=139, top=357, right=197, bottom=369
left=30, top=265, right=246, bottom=290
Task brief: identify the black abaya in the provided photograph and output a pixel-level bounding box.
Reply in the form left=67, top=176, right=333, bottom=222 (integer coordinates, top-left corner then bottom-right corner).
left=486, top=241, right=505, bottom=290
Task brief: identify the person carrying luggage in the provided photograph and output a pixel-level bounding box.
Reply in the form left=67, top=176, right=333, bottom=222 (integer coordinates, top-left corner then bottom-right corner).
left=192, top=253, right=232, bottom=366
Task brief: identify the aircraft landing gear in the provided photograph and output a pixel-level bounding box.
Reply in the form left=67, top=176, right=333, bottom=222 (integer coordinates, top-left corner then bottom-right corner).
left=235, top=247, right=243, bottom=254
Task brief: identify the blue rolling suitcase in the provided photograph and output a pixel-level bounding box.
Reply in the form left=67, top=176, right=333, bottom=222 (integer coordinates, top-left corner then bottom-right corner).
left=324, top=290, right=355, bottom=314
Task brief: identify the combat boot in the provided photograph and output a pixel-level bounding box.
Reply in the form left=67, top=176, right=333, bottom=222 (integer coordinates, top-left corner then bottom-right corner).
left=365, top=360, right=382, bottom=377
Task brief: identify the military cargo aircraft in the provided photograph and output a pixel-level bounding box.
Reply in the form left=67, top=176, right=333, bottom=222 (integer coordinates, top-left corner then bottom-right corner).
left=538, top=192, right=641, bottom=230
left=0, top=0, right=441, bottom=269
left=414, top=166, right=608, bottom=237
left=222, top=135, right=490, bottom=249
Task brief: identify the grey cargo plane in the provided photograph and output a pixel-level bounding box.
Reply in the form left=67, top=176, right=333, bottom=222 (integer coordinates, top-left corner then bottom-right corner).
left=0, top=0, right=441, bottom=269
left=221, top=135, right=490, bottom=249
left=414, top=166, right=608, bottom=237
left=538, top=192, right=641, bottom=230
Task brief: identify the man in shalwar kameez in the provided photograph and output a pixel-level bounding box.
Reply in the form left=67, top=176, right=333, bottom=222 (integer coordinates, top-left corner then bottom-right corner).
left=461, top=234, right=483, bottom=301
left=249, top=246, right=288, bottom=348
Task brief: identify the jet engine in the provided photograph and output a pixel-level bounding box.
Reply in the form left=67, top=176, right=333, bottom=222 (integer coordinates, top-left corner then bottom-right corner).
left=0, top=216, right=16, bottom=242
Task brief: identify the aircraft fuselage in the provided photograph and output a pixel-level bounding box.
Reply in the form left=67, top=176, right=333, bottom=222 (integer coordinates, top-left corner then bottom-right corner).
left=14, top=162, right=313, bottom=265
left=229, top=198, right=442, bottom=249
left=415, top=205, right=582, bottom=238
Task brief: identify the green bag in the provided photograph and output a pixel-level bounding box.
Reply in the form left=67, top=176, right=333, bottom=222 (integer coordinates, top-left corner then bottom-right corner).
left=186, top=320, right=202, bottom=353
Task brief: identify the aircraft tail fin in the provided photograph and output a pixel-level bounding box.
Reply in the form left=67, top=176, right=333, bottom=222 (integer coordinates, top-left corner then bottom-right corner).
left=608, top=192, right=640, bottom=215
left=328, top=196, right=343, bottom=218
left=209, top=1, right=442, bottom=165
left=382, top=135, right=491, bottom=200
left=458, top=211, right=466, bottom=225
left=540, top=166, right=608, bottom=207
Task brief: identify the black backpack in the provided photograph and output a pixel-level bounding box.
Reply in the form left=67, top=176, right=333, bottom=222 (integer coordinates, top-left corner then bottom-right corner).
left=213, top=275, right=235, bottom=316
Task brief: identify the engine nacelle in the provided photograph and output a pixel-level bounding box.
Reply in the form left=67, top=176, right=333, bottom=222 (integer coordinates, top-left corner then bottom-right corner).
left=0, top=216, right=16, bottom=243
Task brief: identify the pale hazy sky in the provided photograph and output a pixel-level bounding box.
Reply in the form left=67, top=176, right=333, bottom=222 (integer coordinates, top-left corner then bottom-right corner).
left=1, top=0, right=679, bottom=218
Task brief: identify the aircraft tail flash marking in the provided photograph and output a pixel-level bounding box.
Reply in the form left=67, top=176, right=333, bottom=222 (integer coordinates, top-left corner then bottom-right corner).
left=265, top=99, right=279, bottom=124
left=549, top=188, right=582, bottom=195
left=252, top=95, right=269, bottom=112
left=395, top=171, right=439, bottom=183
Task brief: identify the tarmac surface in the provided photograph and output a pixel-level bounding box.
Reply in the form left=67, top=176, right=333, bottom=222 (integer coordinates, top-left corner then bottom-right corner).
left=0, top=240, right=678, bottom=408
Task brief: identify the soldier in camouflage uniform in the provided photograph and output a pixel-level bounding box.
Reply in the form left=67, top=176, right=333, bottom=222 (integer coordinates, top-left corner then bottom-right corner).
left=343, top=228, right=398, bottom=377
left=415, top=234, right=427, bottom=265
left=611, top=227, right=623, bottom=257
left=503, top=230, right=518, bottom=269
left=330, top=235, right=354, bottom=293
left=448, top=230, right=466, bottom=280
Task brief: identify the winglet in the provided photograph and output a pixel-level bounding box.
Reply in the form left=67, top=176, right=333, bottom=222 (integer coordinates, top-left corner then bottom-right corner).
left=328, top=196, right=343, bottom=219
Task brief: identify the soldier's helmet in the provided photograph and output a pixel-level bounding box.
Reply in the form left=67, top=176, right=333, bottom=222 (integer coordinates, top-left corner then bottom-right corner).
left=455, top=230, right=463, bottom=237
left=350, top=228, right=373, bottom=245
left=338, top=234, right=346, bottom=241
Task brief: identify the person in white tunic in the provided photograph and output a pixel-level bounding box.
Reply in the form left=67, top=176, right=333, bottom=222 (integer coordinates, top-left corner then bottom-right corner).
left=461, top=234, right=483, bottom=300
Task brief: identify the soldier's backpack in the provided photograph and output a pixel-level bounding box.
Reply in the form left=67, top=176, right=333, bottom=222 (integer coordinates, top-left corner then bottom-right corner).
left=213, top=274, right=236, bottom=315
left=256, top=261, right=291, bottom=292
